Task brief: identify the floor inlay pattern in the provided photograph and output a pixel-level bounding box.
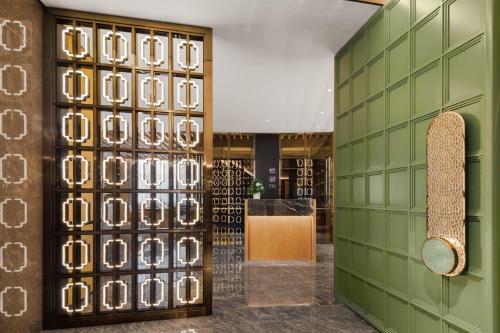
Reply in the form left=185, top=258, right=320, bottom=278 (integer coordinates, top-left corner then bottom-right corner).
left=45, top=242, right=377, bottom=333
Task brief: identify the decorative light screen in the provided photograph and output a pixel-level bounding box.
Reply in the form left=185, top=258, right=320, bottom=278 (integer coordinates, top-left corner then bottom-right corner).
left=44, top=12, right=212, bottom=328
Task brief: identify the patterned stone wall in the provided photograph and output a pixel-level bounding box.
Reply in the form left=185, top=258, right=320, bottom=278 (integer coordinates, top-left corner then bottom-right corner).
left=0, top=0, right=43, bottom=332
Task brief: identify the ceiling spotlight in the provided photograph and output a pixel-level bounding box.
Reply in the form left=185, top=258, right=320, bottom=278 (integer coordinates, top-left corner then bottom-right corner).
left=327, top=88, right=332, bottom=93
left=265, top=119, right=270, bottom=122
left=316, top=125, right=320, bottom=129
left=320, top=111, right=324, bottom=114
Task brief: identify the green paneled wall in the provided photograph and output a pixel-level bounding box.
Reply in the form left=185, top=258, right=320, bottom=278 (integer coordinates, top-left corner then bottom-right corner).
left=334, top=0, right=497, bottom=332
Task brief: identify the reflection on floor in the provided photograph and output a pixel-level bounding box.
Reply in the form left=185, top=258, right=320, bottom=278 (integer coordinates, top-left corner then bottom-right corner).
left=48, top=242, right=377, bottom=333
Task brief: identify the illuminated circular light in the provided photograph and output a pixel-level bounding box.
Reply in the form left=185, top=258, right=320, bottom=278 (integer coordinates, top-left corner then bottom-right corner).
left=176, top=158, right=200, bottom=187
left=140, top=278, right=164, bottom=307
left=102, top=280, right=127, bottom=310
left=1, top=286, right=27, bottom=317
left=62, top=112, right=89, bottom=143
left=62, top=197, right=89, bottom=228
left=61, top=282, right=88, bottom=313
left=176, top=40, right=199, bottom=70
left=102, top=114, right=128, bottom=144
left=0, top=242, right=27, bottom=273
left=62, top=69, right=89, bottom=101
left=62, top=154, right=89, bottom=186
left=139, top=237, right=165, bottom=267
left=140, top=76, right=164, bottom=107
left=102, top=31, right=128, bottom=63
left=0, top=20, right=27, bottom=52
left=176, top=236, right=200, bottom=265
left=0, top=65, right=27, bottom=96
left=140, top=116, right=165, bottom=146
left=61, top=26, right=89, bottom=59
left=139, top=198, right=165, bottom=226
left=0, top=198, right=27, bottom=229
left=0, top=153, right=27, bottom=185
left=102, top=239, right=128, bottom=268
left=176, top=119, right=199, bottom=148
left=102, top=156, right=128, bottom=186
left=176, top=79, right=199, bottom=109
left=62, top=239, right=89, bottom=270
left=102, top=73, right=128, bottom=104
left=139, top=157, right=167, bottom=186
left=140, top=35, right=164, bottom=66
left=0, top=109, right=27, bottom=140
left=102, top=197, right=128, bottom=227
left=176, top=275, right=200, bottom=304
left=176, top=197, right=200, bottom=226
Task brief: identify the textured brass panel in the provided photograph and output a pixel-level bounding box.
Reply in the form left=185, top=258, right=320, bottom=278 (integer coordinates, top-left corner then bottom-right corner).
left=424, top=112, right=465, bottom=276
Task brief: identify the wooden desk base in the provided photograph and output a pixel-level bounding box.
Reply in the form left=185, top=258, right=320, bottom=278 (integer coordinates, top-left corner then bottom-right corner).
left=245, top=216, right=316, bottom=262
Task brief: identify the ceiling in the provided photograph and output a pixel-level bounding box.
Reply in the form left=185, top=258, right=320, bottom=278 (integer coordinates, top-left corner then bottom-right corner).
left=41, top=0, right=379, bottom=133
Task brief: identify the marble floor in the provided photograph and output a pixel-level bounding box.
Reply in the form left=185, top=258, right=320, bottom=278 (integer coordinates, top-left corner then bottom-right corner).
left=48, top=241, right=377, bottom=333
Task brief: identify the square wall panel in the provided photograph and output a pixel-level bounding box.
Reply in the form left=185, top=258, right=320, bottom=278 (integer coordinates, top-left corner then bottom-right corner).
left=447, top=0, right=483, bottom=48
left=447, top=39, right=484, bottom=103
left=368, top=55, right=385, bottom=96
left=412, top=114, right=435, bottom=164
left=449, top=98, right=482, bottom=156
left=414, top=11, right=442, bottom=69
left=466, top=158, right=481, bottom=215
left=367, top=133, right=385, bottom=170
left=366, top=246, right=385, bottom=285
left=351, top=242, right=365, bottom=276
left=387, top=169, right=408, bottom=209
left=368, top=173, right=385, bottom=207
left=338, top=50, right=351, bottom=83
left=335, top=208, right=349, bottom=238
left=387, top=252, right=409, bottom=297
left=415, top=0, right=441, bottom=23
left=352, top=106, right=366, bottom=139
left=467, top=219, right=482, bottom=272
left=351, top=208, right=365, bottom=242
left=336, top=145, right=350, bottom=176
left=367, top=210, right=385, bottom=248
left=366, top=283, right=385, bottom=325
left=337, top=113, right=351, bottom=145
left=349, top=274, right=365, bottom=311
left=387, top=0, right=410, bottom=43
left=352, top=176, right=366, bottom=207
left=387, top=125, right=409, bottom=168
left=413, top=64, right=441, bottom=117
left=412, top=306, right=441, bottom=333
left=338, top=82, right=351, bottom=115
left=388, top=36, right=410, bottom=85
left=411, top=259, right=442, bottom=312
left=367, top=93, right=385, bottom=133
left=388, top=80, right=410, bottom=126
left=367, top=14, right=385, bottom=59
left=352, top=71, right=366, bottom=107
left=411, top=213, right=427, bottom=258
left=336, top=177, right=350, bottom=206
left=386, top=211, right=409, bottom=254
left=448, top=274, right=485, bottom=331
left=412, top=166, right=427, bottom=211
left=352, top=34, right=366, bottom=73
left=336, top=238, right=350, bottom=268
left=335, top=267, right=349, bottom=299
left=387, top=293, right=409, bottom=332
left=352, top=140, right=366, bottom=174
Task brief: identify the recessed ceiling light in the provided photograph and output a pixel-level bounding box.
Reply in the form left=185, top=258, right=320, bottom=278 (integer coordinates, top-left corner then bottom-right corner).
left=327, top=88, right=332, bottom=93
left=316, top=125, right=320, bottom=129
left=320, top=111, right=324, bottom=114
left=265, top=119, right=270, bottom=122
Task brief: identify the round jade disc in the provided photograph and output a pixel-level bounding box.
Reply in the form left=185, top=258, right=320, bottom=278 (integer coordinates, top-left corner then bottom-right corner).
left=421, top=238, right=456, bottom=275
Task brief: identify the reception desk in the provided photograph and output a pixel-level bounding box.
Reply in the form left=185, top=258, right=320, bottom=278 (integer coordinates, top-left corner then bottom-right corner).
left=245, top=199, right=316, bottom=263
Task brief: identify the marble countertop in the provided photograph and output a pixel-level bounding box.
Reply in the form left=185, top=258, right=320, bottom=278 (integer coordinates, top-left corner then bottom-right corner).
left=246, top=199, right=314, bottom=216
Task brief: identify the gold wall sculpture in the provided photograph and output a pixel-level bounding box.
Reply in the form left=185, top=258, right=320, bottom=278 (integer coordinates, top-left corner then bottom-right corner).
left=422, top=112, right=466, bottom=276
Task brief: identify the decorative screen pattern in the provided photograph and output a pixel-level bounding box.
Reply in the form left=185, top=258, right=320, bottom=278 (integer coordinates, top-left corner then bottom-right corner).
left=44, top=12, right=212, bottom=328
left=212, top=159, right=251, bottom=246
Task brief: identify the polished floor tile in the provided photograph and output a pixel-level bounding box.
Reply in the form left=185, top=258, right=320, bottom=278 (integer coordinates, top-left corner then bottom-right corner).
left=46, top=242, right=377, bottom=333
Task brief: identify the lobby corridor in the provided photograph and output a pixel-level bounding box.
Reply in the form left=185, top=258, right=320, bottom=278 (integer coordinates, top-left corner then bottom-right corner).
left=47, top=243, right=376, bottom=333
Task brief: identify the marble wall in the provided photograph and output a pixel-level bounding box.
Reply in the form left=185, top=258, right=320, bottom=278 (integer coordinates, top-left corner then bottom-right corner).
left=0, top=0, right=43, bottom=332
